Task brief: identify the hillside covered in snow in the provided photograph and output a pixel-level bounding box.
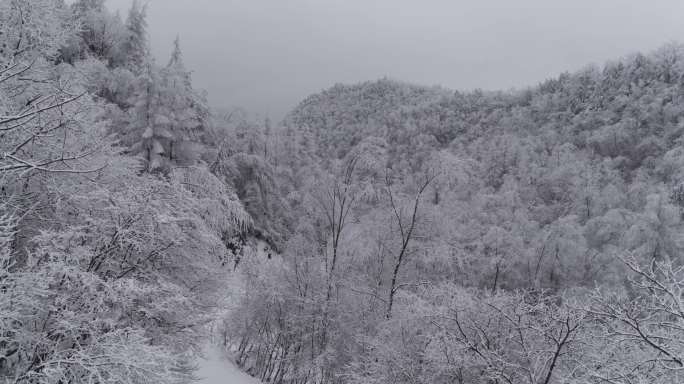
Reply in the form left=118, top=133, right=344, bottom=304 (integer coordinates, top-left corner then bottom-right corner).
left=1, top=1, right=683, bottom=384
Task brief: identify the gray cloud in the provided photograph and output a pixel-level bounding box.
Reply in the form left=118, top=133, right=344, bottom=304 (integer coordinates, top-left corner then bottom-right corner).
left=107, top=0, right=684, bottom=120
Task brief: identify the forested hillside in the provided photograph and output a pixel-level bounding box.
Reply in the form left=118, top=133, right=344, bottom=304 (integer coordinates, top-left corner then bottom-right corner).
left=1, top=1, right=251, bottom=383
left=222, top=49, right=684, bottom=383
left=1, top=1, right=683, bottom=384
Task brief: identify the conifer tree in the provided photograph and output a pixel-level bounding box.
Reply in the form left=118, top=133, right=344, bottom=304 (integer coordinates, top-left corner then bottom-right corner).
left=125, top=38, right=210, bottom=171
left=122, top=0, right=148, bottom=73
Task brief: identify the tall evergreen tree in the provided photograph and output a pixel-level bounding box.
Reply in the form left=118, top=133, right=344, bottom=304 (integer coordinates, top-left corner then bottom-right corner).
left=125, top=38, right=209, bottom=171
left=122, top=0, right=148, bottom=72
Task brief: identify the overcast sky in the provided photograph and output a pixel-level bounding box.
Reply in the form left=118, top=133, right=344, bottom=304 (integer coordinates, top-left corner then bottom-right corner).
left=107, top=0, right=684, bottom=120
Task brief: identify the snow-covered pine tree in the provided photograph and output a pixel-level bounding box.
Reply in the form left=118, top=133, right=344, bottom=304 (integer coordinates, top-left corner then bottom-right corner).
left=126, top=38, right=210, bottom=172
left=121, top=0, right=149, bottom=73
left=158, top=37, right=210, bottom=162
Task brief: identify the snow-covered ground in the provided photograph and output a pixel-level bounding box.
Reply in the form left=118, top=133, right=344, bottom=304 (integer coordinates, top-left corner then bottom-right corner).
left=196, top=344, right=260, bottom=384
left=194, top=238, right=271, bottom=384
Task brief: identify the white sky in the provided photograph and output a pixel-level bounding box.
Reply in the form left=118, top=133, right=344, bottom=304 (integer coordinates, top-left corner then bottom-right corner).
left=106, top=0, right=684, bottom=120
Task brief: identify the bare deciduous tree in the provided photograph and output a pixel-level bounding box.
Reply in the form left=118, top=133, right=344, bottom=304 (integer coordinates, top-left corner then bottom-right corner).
left=385, top=169, right=437, bottom=319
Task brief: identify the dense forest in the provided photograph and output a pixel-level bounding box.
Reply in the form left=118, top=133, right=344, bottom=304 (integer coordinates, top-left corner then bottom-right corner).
left=1, top=1, right=683, bottom=384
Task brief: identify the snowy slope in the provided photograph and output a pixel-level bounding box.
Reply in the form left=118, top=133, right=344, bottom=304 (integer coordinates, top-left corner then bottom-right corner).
left=194, top=238, right=272, bottom=384
left=196, top=344, right=260, bottom=384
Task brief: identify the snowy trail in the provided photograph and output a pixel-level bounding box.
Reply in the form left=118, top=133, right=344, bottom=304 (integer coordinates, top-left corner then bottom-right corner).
left=194, top=239, right=271, bottom=384
left=196, top=344, right=260, bottom=384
